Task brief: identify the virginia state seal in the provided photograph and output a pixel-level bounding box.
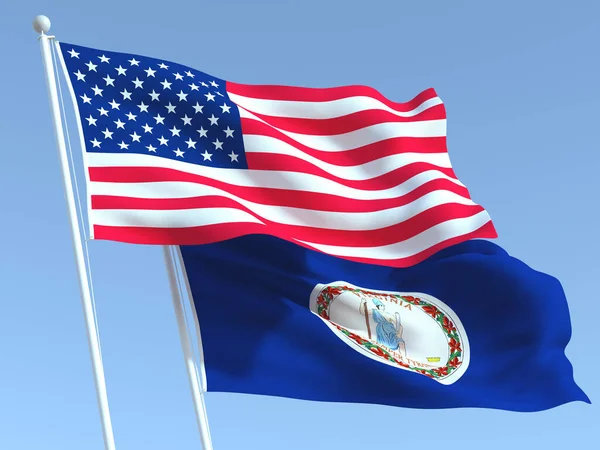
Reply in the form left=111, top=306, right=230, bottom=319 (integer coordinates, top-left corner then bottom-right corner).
left=309, top=281, right=470, bottom=384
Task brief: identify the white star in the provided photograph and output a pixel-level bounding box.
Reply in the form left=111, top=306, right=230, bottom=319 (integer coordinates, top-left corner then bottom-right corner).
left=142, top=123, right=153, bottom=133
left=158, top=63, right=169, bottom=69
left=215, top=91, right=224, bottom=97
left=91, top=85, right=103, bottom=96
left=201, top=81, right=209, bottom=87
left=114, top=119, right=126, bottom=129
left=192, top=102, right=204, bottom=114
left=224, top=127, right=235, bottom=138
left=130, top=132, right=141, bottom=142
left=86, top=61, right=98, bottom=72
left=154, top=114, right=165, bottom=124
left=148, top=90, right=160, bottom=101
left=185, top=71, right=195, bottom=78
left=145, top=67, right=156, bottom=77
left=80, top=94, right=92, bottom=104
left=181, top=115, right=192, bottom=126
left=120, top=89, right=132, bottom=100
left=165, top=102, right=177, bottom=114
left=103, top=75, right=115, bottom=86
left=126, top=112, right=137, bottom=121
left=201, top=150, right=212, bottom=161
left=98, top=107, right=109, bottom=116
left=220, top=103, right=231, bottom=114
left=174, top=72, right=184, bottom=81
left=228, top=151, right=239, bottom=162
left=197, top=127, right=208, bottom=138
left=74, top=70, right=86, bottom=81
left=98, top=54, right=110, bottom=63
left=102, top=128, right=113, bottom=139
left=115, top=65, right=127, bottom=76
left=128, top=58, right=140, bottom=66
left=132, top=78, right=144, bottom=89
left=90, top=138, right=101, bottom=148
left=161, top=79, right=172, bottom=90
left=208, top=114, right=219, bottom=126
left=158, top=136, right=169, bottom=146
left=68, top=49, right=80, bottom=58
left=169, top=126, right=181, bottom=137
left=212, top=139, right=223, bottom=150
left=185, top=138, right=197, bottom=149
left=109, top=100, right=120, bottom=109
left=146, top=144, right=157, bottom=153
left=174, top=148, right=185, bottom=158
left=205, top=93, right=215, bottom=102
left=176, top=90, right=188, bottom=102
left=189, top=83, right=199, bottom=91
left=210, top=80, right=219, bottom=88
left=138, top=102, right=149, bottom=113
left=85, top=115, right=97, bottom=126
left=118, top=141, right=129, bottom=150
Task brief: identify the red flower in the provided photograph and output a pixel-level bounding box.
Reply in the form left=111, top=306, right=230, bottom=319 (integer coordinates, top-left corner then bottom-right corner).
left=443, top=317, right=456, bottom=334
left=396, top=360, right=410, bottom=368
left=348, top=333, right=366, bottom=345
left=402, top=296, right=420, bottom=304
left=448, top=338, right=462, bottom=354
left=416, top=369, right=434, bottom=378
left=448, top=357, right=461, bottom=369
left=422, top=305, right=440, bottom=318
left=434, top=366, right=449, bottom=377
left=326, top=288, right=343, bottom=297
left=369, top=346, right=387, bottom=358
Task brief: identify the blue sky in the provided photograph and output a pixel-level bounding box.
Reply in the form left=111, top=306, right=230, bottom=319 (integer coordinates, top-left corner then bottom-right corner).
left=1, top=1, right=598, bottom=448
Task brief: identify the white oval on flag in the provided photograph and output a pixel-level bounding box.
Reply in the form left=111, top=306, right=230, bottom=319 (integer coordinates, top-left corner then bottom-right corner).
left=309, top=281, right=470, bottom=385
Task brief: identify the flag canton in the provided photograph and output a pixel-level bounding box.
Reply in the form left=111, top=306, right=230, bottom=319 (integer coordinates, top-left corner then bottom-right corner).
left=59, top=43, right=248, bottom=169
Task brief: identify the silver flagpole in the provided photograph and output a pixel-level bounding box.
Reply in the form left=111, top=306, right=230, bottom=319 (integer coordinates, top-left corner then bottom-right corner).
left=162, top=246, right=214, bottom=450
left=33, top=15, right=117, bottom=450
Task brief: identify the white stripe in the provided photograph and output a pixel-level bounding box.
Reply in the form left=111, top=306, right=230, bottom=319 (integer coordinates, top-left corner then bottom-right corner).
left=243, top=135, right=452, bottom=180
left=227, top=92, right=443, bottom=120
left=297, top=210, right=492, bottom=260
left=238, top=108, right=446, bottom=152
left=86, top=152, right=465, bottom=200
left=90, top=181, right=478, bottom=230
left=92, top=207, right=264, bottom=228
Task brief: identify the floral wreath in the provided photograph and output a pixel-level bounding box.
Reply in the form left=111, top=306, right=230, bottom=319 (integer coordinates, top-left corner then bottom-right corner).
left=316, top=285, right=463, bottom=380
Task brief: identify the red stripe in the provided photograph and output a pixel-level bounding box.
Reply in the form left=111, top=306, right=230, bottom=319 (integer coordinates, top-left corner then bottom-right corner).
left=241, top=119, right=447, bottom=165
left=89, top=166, right=471, bottom=212
left=94, top=222, right=265, bottom=246
left=92, top=220, right=497, bottom=268
left=227, top=82, right=438, bottom=110
left=246, top=154, right=459, bottom=191
left=332, top=221, right=498, bottom=267
left=242, top=104, right=446, bottom=136
left=91, top=195, right=485, bottom=247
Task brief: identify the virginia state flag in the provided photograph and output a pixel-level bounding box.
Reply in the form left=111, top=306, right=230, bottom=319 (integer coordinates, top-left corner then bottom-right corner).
left=179, top=236, right=588, bottom=411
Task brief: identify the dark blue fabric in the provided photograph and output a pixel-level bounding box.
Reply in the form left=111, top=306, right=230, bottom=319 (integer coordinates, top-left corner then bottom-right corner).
left=180, top=236, right=589, bottom=411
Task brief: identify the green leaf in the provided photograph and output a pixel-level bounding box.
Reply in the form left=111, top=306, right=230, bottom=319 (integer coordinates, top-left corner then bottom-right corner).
left=449, top=351, right=462, bottom=360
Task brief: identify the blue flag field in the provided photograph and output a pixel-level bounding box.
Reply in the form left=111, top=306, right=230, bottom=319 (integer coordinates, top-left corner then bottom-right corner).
left=180, top=236, right=588, bottom=411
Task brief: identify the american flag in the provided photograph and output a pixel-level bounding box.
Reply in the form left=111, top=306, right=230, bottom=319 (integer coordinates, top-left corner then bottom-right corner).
left=57, top=41, right=497, bottom=268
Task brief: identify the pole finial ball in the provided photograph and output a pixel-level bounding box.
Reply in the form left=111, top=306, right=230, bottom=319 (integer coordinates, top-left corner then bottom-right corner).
left=32, top=15, right=51, bottom=34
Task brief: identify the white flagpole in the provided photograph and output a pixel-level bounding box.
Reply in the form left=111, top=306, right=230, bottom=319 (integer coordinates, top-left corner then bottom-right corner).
left=33, top=16, right=117, bottom=450
left=162, top=246, right=214, bottom=450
